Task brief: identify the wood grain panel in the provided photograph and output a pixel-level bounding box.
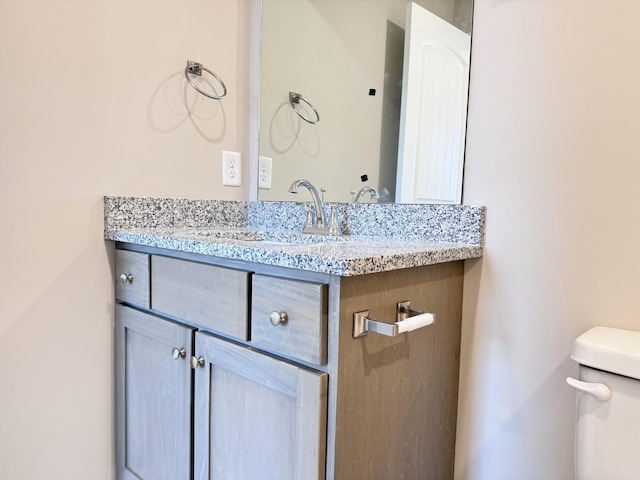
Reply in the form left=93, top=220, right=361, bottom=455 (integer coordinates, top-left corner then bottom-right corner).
left=251, top=274, right=328, bottom=365
left=115, top=305, right=193, bottom=480
left=151, top=255, right=250, bottom=340
left=193, top=331, right=328, bottom=480
left=333, top=261, right=464, bottom=479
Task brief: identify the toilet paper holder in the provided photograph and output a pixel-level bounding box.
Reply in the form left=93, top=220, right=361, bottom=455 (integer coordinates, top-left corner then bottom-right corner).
left=352, top=301, right=436, bottom=338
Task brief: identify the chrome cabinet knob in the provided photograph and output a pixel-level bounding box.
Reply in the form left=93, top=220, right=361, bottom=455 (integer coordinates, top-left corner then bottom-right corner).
left=191, top=356, right=205, bottom=369
left=269, top=311, right=288, bottom=326
left=172, top=347, right=186, bottom=360
left=120, top=273, right=133, bottom=284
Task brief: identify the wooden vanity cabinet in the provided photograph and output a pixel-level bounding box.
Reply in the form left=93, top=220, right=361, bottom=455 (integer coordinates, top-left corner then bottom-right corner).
left=114, top=245, right=464, bottom=480
left=115, top=250, right=328, bottom=480
left=116, top=305, right=327, bottom=480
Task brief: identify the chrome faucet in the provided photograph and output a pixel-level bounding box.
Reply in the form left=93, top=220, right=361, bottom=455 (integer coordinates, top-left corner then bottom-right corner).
left=353, top=186, right=379, bottom=203
left=289, top=179, right=339, bottom=235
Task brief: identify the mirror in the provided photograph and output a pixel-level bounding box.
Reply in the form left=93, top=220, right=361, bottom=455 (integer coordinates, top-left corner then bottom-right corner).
left=256, top=0, right=473, bottom=204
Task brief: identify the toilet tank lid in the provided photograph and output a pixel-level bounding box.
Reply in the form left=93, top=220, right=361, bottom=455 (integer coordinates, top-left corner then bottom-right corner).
left=571, top=326, right=640, bottom=380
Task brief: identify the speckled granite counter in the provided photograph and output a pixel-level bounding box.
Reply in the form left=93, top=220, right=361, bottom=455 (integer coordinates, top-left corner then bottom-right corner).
left=104, top=196, right=485, bottom=276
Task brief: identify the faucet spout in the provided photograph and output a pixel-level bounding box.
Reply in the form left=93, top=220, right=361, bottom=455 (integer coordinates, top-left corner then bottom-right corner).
left=354, top=186, right=379, bottom=203
left=288, top=179, right=326, bottom=230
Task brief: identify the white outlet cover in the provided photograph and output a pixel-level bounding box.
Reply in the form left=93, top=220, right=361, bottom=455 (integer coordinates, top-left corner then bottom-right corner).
left=258, top=156, right=272, bottom=189
left=222, top=150, right=241, bottom=187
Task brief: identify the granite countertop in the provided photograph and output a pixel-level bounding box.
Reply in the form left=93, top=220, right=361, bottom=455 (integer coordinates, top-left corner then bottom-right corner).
left=104, top=197, right=486, bottom=276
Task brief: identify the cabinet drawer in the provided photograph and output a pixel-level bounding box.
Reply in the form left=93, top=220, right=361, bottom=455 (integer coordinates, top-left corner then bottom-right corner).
left=115, top=250, right=150, bottom=308
left=251, top=274, right=328, bottom=365
left=151, top=255, right=250, bottom=340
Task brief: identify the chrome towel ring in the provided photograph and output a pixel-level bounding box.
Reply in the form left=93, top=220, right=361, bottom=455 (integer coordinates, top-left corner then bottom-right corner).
left=289, top=91, right=320, bottom=124
left=185, top=60, right=227, bottom=100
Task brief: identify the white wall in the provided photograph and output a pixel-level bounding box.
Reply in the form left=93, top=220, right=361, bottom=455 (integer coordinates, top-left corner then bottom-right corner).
left=0, top=0, right=251, bottom=478
left=456, top=1, right=640, bottom=478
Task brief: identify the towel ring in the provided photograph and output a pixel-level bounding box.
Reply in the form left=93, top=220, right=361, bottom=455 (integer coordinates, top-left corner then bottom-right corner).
left=289, top=92, right=320, bottom=124
left=185, top=60, right=227, bottom=100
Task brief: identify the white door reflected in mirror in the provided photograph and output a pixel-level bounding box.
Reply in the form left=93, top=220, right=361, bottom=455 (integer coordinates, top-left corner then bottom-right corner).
left=396, top=3, right=471, bottom=204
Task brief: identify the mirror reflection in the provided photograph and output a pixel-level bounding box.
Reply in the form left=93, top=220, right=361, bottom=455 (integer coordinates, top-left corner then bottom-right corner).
left=258, top=0, right=473, bottom=204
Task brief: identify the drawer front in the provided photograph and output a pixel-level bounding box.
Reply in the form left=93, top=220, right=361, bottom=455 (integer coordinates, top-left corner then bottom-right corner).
left=251, top=274, right=328, bottom=365
left=151, top=255, right=250, bottom=340
left=115, top=250, right=150, bottom=308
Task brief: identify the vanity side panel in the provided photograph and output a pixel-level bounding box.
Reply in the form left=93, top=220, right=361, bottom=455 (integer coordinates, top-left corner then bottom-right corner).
left=334, top=262, right=464, bottom=479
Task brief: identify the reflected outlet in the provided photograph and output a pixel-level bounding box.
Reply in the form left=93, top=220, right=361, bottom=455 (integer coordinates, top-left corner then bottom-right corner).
left=259, top=156, right=272, bottom=189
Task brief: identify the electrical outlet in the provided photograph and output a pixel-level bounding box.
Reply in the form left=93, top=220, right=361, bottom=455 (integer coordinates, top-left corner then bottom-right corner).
left=258, top=156, right=272, bottom=189
left=222, top=151, right=241, bottom=186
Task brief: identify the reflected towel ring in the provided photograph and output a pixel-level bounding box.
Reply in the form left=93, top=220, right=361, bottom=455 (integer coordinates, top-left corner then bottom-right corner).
left=185, top=60, right=227, bottom=100
left=289, top=92, right=320, bottom=124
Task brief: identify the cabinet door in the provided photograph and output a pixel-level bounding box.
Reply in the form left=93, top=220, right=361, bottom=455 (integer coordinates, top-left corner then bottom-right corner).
left=115, top=305, right=193, bottom=480
left=193, top=332, right=328, bottom=480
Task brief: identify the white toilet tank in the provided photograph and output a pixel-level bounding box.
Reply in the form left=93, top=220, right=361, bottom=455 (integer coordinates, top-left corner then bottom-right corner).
left=567, top=326, right=640, bottom=480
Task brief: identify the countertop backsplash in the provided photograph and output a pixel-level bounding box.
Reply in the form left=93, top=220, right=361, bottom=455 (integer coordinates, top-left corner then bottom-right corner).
left=105, top=196, right=485, bottom=245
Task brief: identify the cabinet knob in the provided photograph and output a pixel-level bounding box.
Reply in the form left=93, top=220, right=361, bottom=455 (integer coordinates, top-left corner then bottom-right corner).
left=269, top=311, right=288, bottom=326
left=172, top=347, right=186, bottom=360
left=191, top=356, right=205, bottom=369
left=120, top=273, right=134, bottom=284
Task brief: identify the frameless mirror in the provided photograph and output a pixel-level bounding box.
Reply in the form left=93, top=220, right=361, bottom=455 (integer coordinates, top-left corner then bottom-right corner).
left=256, top=0, right=473, bottom=204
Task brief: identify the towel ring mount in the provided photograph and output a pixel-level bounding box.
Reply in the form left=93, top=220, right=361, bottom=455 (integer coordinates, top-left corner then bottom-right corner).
left=185, top=60, right=227, bottom=100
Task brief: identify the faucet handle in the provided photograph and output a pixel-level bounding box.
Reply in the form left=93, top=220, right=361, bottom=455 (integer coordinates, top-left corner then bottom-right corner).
left=328, top=205, right=340, bottom=236
left=304, top=205, right=314, bottom=229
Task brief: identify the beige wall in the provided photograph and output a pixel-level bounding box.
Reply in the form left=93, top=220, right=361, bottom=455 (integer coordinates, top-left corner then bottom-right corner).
left=259, top=0, right=392, bottom=203
left=457, top=1, right=640, bottom=478
left=0, top=0, right=251, bottom=478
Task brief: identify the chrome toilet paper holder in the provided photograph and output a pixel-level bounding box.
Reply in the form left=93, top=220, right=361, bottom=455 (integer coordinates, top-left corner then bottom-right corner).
left=352, top=301, right=436, bottom=338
